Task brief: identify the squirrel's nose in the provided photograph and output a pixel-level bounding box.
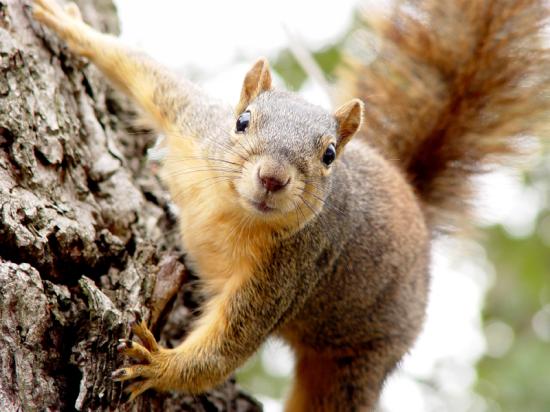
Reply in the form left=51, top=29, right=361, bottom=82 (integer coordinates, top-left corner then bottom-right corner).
left=258, top=169, right=290, bottom=193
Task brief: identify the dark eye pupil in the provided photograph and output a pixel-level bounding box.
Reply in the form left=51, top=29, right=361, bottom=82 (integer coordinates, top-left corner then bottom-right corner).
left=322, top=143, right=336, bottom=166
left=236, top=111, right=250, bottom=133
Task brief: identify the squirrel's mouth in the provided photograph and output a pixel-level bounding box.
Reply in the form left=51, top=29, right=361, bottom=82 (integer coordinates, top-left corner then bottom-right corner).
left=250, top=200, right=274, bottom=213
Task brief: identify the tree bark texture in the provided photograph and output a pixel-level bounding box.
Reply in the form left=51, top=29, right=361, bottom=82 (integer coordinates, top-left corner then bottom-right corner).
left=0, top=1, right=262, bottom=411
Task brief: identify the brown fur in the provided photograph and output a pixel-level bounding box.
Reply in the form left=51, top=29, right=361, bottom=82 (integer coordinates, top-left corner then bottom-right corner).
left=33, top=0, right=549, bottom=410
left=341, top=0, right=550, bottom=230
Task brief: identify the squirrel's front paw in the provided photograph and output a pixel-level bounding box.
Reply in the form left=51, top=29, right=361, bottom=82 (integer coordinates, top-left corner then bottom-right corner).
left=33, top=0, right=92, bottom=56
left=112, top=312, right=174, bottom=401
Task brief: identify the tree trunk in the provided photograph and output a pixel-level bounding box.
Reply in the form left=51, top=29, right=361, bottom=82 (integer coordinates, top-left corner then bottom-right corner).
left=0, top=1, right=262, bottom=411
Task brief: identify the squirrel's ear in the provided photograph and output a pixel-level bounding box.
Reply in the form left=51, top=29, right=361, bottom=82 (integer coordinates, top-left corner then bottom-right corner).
left=236, top=58, right=272, bottom=114
left=334, top=99, right=364, bottom=150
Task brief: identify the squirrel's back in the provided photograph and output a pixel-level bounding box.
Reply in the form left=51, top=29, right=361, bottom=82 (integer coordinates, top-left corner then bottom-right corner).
left=341, top=0, right=550, bottom=230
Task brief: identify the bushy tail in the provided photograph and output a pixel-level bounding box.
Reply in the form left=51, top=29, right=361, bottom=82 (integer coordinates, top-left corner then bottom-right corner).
left=341, top=0, right=550, bottom=230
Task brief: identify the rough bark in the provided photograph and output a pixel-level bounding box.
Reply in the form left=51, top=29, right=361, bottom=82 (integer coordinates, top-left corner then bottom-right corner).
left=0, top=1, right=262, bottom=411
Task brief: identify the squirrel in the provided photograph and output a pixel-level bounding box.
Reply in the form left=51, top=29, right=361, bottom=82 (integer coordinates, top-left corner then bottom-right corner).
left=32, top=0, right=549, bottom=410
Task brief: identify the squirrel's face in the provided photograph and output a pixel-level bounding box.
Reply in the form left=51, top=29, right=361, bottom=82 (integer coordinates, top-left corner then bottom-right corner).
left=223, top=59, right=364, bottom=230
left=229, top=91, right=338, bottom=220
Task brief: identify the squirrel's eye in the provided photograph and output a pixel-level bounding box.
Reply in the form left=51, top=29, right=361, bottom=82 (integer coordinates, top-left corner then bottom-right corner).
left=236, top=111, right=251, bottom=133
left=322, top=143, right=336, bottom=166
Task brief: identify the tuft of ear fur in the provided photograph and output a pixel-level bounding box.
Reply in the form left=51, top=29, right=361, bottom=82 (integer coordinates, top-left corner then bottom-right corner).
left=236, top=58, right=272, bottom=115
left=334, top=98, right=364, bottom=151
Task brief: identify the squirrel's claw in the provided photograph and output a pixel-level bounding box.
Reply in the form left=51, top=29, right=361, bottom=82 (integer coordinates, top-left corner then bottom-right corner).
left=112, top=347, right=169, bottom=400
left=114, top=315, right=171, bottom=401
left=33, top=0, right=65, bottom=17
left=32, top=0, right=92, bottom=56
left=130, top=316, right=159, bottom=353
left=33, top=0, right=71, bottom=33
left=131, top=308, right=143, bottom=324
left=117, top=338, right=153, bottom=363
left=112, top=364, right=157, bottom=381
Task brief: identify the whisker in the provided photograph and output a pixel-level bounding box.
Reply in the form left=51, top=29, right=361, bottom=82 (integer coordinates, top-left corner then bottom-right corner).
left=164, top=155, right=242, bottom=168
left=161, top=168, right=241, bottom=180
left=302, top=188, right=346, bottom=218
left=175, top=122, right=248, bottom=163
left=167, top=173, right=240, bottom=203
left=297, top=194, right=339, bottom=244
left=298, top=194, right=319, bottom=217
left=197, top=175, right=240, bottom=191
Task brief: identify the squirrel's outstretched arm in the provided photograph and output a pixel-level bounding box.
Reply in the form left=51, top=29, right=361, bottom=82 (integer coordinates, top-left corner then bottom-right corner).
left=33, top=0, right=226, bottom=141
left=112, top=261, right=308, bottom=399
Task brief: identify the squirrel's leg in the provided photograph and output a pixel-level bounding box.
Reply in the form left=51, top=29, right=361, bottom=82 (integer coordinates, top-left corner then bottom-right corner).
left=285, top=345, right=400, bottom=412
left=113, top=268, right=298, bottom=400
left=32, top=0, right=220, bottom=141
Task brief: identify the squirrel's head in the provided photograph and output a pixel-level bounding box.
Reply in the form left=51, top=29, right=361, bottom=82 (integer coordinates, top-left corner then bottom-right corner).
left=226, top=58, right=364, bottom=230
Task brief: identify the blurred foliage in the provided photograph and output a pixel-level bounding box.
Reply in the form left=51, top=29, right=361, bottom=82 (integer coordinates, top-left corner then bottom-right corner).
left=270, top=11, right=363, bottom=91
left=238, top=345, right=291, bottom=401
left=272, top=45, right=342, bottom=91
left=476, top=155, right=550, bottom=412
